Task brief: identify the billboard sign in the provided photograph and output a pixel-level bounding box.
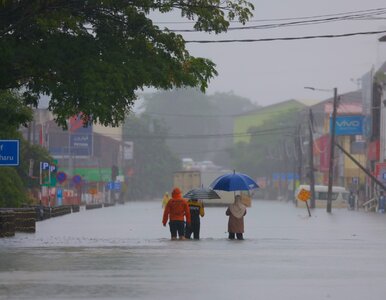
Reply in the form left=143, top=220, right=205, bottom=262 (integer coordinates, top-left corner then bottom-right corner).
left=0, top=140, right=20, bottom=166
left=330, top=115, right=364, bottom=136
left=123, top=141, right=133, bottom=160
left=69, top=114, right=92, bottom=156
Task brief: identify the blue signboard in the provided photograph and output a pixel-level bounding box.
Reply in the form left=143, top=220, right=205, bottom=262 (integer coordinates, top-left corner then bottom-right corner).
left=48, top=114, right=93, bottom=157
left=330, top=115, right=364, bottom=136
left=57, top=188, right=63, bottom=206
left=0, top=140, right=20, bottom=166
left=106, top=181, right=121, bottom=191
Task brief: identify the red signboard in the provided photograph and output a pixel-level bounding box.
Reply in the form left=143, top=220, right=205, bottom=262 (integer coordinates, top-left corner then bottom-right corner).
left=316, top=135, right=330, bottom=172
left=368, top=140, right=380, bottom=161
left=375, top=162, right=386, bottom=177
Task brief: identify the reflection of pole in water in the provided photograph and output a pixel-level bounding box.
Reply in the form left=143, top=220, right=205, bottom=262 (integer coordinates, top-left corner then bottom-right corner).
left=305, top=200, right=311, bottom=217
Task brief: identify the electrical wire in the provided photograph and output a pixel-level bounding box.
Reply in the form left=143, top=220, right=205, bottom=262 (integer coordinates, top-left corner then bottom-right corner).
left=154, top=7, right=386, bottom=24
left=185, top=29, right=386, bottom=43
left=170, top=9, right=386, bottom=32
left=47, top=125, right=295, bottom=140
left=144, top=107, right=303, bottom=118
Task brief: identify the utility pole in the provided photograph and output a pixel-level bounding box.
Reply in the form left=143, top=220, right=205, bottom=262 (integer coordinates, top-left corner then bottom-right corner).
left=296, top=125, right=303, bottom=187
left=309, top=109, right=316, bottom=208
left=292, top=124, right=304, bottom=205
left=327, top=87, right=338, bottom=213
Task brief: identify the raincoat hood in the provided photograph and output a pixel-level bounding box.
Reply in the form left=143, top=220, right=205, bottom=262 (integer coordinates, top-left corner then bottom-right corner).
left=229, top=197, right=246, bottom=219
left=172, top=188, right=183, bottom=199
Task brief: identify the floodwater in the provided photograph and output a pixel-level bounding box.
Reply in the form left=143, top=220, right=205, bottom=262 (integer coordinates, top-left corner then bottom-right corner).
left=1, top=200, right=386, bottom=300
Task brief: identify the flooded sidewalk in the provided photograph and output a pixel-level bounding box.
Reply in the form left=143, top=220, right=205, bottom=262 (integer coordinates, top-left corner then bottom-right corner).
left=1, top=200, right=386, bottom=300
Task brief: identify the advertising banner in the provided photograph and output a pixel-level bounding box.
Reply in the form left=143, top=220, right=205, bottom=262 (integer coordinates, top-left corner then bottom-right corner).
left=69, top=114, right=93, bottom=156
left=330, top=115, right=364, bottom=136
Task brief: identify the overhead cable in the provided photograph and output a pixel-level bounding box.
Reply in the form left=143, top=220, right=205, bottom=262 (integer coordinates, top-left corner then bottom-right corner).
left=185, top=29, right=386, bottom=43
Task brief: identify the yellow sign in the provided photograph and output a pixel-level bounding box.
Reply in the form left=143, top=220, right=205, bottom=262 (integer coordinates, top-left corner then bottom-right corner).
left=297, top=188, right=311, bottom=202
left=89, top=188, right=98, bottom=195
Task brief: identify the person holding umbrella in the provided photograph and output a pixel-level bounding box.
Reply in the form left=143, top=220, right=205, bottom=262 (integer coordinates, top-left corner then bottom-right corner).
left=185, top=198, right=205, bottom=240
left=226, top=195, right=247, bottom=240
left=162, top=187, right=191, bottom=240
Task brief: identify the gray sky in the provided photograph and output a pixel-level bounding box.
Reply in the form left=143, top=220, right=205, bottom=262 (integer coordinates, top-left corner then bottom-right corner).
left=155, top=0, right=386, bottom=106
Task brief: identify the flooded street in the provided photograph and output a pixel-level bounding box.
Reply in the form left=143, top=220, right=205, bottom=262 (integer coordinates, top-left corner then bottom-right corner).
left=2, top=200, right=386, bottom=300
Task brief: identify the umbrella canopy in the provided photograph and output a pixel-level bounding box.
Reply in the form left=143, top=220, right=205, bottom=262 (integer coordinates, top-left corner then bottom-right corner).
left=209, top=171, right=259, bottom=191
left=183, top=188, right=221, bottom=200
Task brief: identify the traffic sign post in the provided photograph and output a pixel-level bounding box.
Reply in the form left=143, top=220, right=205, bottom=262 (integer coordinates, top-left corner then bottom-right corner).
left=297, top=188, right=312, bottom=217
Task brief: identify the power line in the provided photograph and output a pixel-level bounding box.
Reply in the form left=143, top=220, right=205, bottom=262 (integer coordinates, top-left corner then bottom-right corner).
left=170, top=9, right=386, bottom=32
left=48, top=126, right=294, bottom=140
left=154, top=7, right=386, bottom=24
left=185, top=29, right=386, bottom=43
left=144, top=107, right=306, bottom=118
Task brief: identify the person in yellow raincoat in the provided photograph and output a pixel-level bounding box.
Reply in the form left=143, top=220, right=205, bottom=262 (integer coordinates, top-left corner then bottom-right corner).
left=185, top=198, right=205, bottom=240
left=162, top=192, right=170, bottom=209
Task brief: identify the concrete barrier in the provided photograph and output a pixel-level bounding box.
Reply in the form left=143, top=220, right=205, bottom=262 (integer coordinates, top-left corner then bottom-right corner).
left=85, top=203, right=103, bottom=210
left=51, top=206, right=72, bottom=218
left=14, top=208, right=36, bottom=233
left=0, top=210, right=15, bottom=237
left=72, top=205, right=80, bottom=213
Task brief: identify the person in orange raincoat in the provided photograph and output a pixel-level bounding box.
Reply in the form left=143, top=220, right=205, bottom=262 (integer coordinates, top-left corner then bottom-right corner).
left=162, top=187, right=191, bottom=240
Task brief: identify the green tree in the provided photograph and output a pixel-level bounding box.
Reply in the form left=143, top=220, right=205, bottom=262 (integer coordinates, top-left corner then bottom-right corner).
left=144, top=89, right=257, bottom=167
left=0, top=90, right=53, bottom=207
left=0, top=0, right=253, bottom=128
left=231, top=108, right=300, bottom=179
left=0, top=167, right=26, bottom=207
left=17, top=142, right=54, bottom=191
left=123, top=114, right=181, bottom=200
left=0, top=90, right=32, bottom=138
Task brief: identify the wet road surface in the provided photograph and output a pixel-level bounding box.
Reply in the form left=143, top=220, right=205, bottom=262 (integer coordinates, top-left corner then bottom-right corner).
left=1, top=200, right=386, bottom=300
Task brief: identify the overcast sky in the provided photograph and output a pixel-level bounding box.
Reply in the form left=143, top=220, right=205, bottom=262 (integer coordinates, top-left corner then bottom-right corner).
left=154, top=0, right=386, bottom=106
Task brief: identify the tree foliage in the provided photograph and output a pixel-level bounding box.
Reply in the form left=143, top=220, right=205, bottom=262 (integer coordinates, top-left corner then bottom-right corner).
left=0, top=91, right=53, bottom=207
left=122, top=114, right=181, bottom=200
left=0, top=90, right=32, bottom=138
left=0, top=167, right=27, bottom=207
left=231, top=108, right=300, bottom=179
left=0, top=0, right=253, bottom=128
left=143, top=88, right=257, bottom=167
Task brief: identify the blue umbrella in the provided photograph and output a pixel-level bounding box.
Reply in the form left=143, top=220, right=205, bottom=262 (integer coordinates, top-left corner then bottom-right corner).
left=209, top=171, right=259, bottom=191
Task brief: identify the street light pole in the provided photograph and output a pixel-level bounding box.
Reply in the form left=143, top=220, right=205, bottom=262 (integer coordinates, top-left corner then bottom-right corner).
left=327, top=87, right=338, bottom=213
left=309, top=108, right=316, bottom=208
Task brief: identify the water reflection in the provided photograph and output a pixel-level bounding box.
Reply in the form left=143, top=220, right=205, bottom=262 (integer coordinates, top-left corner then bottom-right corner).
left=2, top=201, right=386, bottom=299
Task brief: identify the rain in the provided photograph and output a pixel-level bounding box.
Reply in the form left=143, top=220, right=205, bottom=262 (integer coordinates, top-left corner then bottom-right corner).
left=2, top=1, right=386, bottom=300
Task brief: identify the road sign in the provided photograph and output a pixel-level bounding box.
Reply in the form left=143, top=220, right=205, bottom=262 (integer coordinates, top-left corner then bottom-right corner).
left=297, top=188, right=311, bottom=202
left=56, top=172, right=67, bottom=184
left=72, top=175, right=82, bottom=185
left=0, top=140, right=20, bottom=166
left=106, top=181, right=121, bottom=191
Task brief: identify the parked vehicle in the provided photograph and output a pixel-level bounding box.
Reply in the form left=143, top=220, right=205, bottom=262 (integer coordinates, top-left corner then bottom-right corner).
left=295, top=185, right=350, bottom=208
left=181, top=158, right=194, bottom=170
